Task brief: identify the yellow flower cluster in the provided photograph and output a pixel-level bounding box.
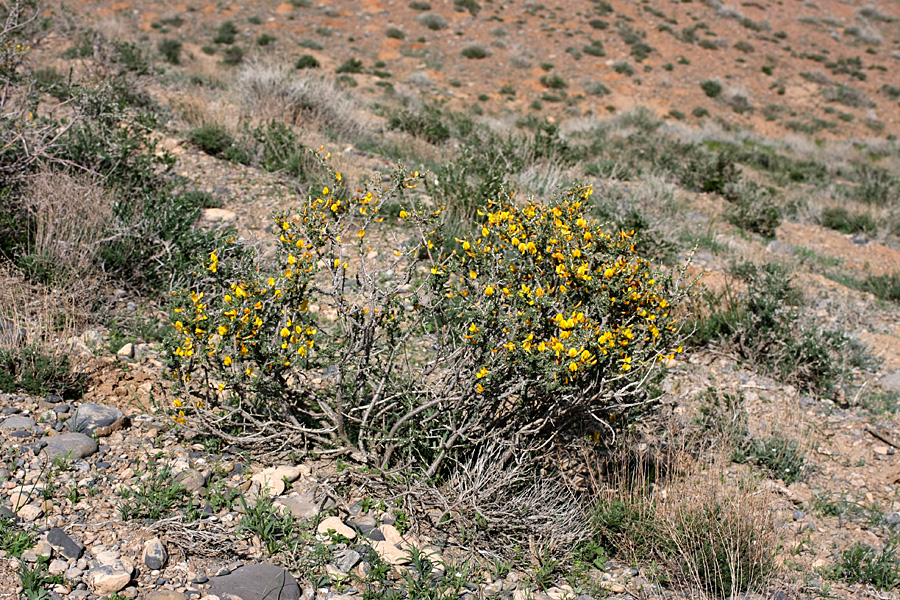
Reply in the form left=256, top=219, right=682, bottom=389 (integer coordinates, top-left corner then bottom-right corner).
left=444, top=186, right=682, bottom=394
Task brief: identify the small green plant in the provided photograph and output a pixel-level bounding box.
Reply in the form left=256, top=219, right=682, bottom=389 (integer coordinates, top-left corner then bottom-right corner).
left=821, top=207, right=876, bottom=235
left=454, top=0, right=480, bottom=16
left=540, top=74, right=567, bottom=89
left=295, top=54, right=320, bottom=69
left=613, top=60, right=635, bottom=75
left=213, top=21, right=238, bottom=44
left=410, top=0, right=431, bottom=9
left=19, top=558, right=52, bottom=600
left=119, top=463, right=188, bottom=521
left=238, top=494, right=298, bottom=555
left=336, top=58, right=363, bottom=73
left=733, top=433, right=806, bottom=483
left=859, top=274, right=900, bottom=304
left=157, top=39, right=182, bottom=64
left=418, top=13, right=448, bottom=30
left=221, top=46, right=244, bottom=65
left=385, top=27, right=404, bottom=39
left=256, top=33, right=276, bottom=46
left=700, top=79, right=723, bottom=98
left=0, top=346, right=83, bottom=398
left=461, top=45, right=488, bottom=59
left=0, top=517, right=35, bottom=558
left=829, top=543, right=900, bottom=589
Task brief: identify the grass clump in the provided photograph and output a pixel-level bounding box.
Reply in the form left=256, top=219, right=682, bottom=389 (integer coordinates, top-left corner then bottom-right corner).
left=336, top=58, right=363, bottom=73
left=239, top=494, right=298, bottom=555
left=213, top=20, right=238, bottom=44
left=691, top=263, right=853, bottom=397
left=820, top=207, right=876, bottom=235
left=734, top=433, right=806, bottom=483
left=829, top=543, right=900, bottom=589
left=118, top=462, right=188, bottom=521
left=461, top=45, right=488, bottom=59
left=700, top=79, right=722, bottom=98
left=592, top=465, right=777, bottom=598
left=385, top=27, right=405, bottom=40
left=858, top=274, right=900, bottom=304
left=0, top=346, right=83, bottom=398
left=157, top=39, right=182, bottom=64
left=188, top=124, right=249, bottom=163
left=295, top=54, right=320, bottom=69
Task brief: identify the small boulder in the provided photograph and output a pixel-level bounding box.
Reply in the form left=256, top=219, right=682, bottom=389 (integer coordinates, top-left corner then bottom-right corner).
left=316, top=516, right=357, bottom=540
left=87, top=563, right=133, bottom=595
left=250, top=466, right=302, bottom=497
left=47, top=527, right=84, bottom=559
left=177, top=468, right=209, bottom=493
left=144, top=592, right=188, bottom=600
left=207, top=564, right=301, bottom=600
left=1, top=415, right=35, bottom=430
left=117, top=343, right=135, bottom=359
left=143, top=537, right=168, bottom=570
left=17, top=504, right=44, bottom=521
left=66, top=403, right=125, bottom=436
left=201, top=208, right=237, bottom=223
left=41, top=433, right=98, bottom=460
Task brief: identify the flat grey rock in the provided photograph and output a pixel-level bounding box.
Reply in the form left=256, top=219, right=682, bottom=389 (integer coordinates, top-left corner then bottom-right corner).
left=881, top=372, right=900, bottom=393
left=47, top=526, right=84, bottom=559
left=67, top=403, right=124, bottom=435
left=1, top=415, right=35, bottom=430
left=207, top=564, right=301, bottom=600
left=41, top=433, right=98, bottom=460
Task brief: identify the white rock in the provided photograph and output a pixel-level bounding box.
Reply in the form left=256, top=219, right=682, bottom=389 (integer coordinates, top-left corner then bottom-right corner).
left=316, top=516, right=356, bottom=540
left=48, top=559, right=69, bottom=575
left=201, top=208, right=237, bottom=223
left=250, top=466, right=302, bottom=497
left=117, top=343, right=134, bottom=358
left=88, top=564, right=133, bottom=595
left=17, top=504, right=43, bottom=521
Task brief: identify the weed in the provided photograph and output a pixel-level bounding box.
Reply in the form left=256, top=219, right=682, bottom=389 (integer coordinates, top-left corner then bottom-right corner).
left=700, top=79, right=722, bottom=98
left=221, top=46, right=244, bottom=65
left=256, top=34, right=276, bottom=46
left=295, top=54, right=319, bottom=69
left=118, top=462, right=188, bottom=521
left=734, top=433, right=806, bottom=484
left=418, top=14, right=448, bottom=30
left=336, top=58, right=363, bottom=74
left=238, top=494, right=297, bottom=555
left=19, top=558, right=52, bottom=600
left=157, top=39, right=182, bottom=64
left=858, top=274, right=900, bottom=304
left=829, top=543, right=900, bottom=589
left=461, top=46, right=488, bottom=59
left=213, top=21, right=238, bottom=44
left=821, top=207, right=876, bottom=235
left=385, top=27, right=404, bottom=40
left=0, top=346, right=83, bottom=398
left=0, top=517, right=35, bottom=558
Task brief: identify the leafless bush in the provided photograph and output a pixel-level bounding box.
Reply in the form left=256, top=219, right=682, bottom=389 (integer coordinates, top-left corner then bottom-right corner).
left=23, top=170, right=113, bottom=285
left=235, top=62, right=367, bottom=139
left=426, top=442, right=590, bottom=562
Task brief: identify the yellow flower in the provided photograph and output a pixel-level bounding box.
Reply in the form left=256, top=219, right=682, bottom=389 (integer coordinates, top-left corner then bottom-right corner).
left=475, top=383, right=484, bottom=393
left=399, top=210, right=408, bottom=219
left=470, top=270, right=478, bottom=279
left=569, top=362, right=578, bottom=372
left=280, top=327, right=290, bottom=338
left=223, top=356, right=232, bottom=366
left=468, top=323, right=479, bottom=334
left=484, top=286, right=494, bottom=296
left=476, top=367, right=489, bottom=378
left=217, top=325, right=228, bottom=336
left=358, top=229, right=365, bottom=238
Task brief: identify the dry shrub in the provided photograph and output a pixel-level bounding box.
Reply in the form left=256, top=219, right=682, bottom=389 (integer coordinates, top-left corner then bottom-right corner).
left=591, top=449, right=781, bottom=600
left=234, top=62, right=366, bottom=139
left=427, top=443, right=590, bottom=563
left=23, top=170, right=113, bottom=286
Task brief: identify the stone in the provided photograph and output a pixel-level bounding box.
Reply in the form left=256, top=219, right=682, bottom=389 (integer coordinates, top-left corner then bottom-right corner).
left=792, top=510, right=805, bottom=521
left=316, top=516, right=357, bottom=540
left=65, top=567, right=84, bottom=580
left=766, top=240, right=794, bottom=256
left=48, top=527, right=84, bottom=559
left=22, top=540, right=53, bottom=561
left=42, top=433, right=98, bottom=460
left=48, top=559, right=69, bottom=576
left=144, top=592, right=188, bottom=600
left=881, top=372, right=900, bottom=393
left=250, top=466, right=302, bottom=497
left=143, top=537, right=168, bottom=570
left=277, top=496, right=319, bottom=519
left=371, top=540, right=410, bottom=565
left=67, top=403, right=125, bottom=436
left=177, top=469, right=209, bottom=492
left=1, top=415, right=35, bottom=430
left=334, top=549, right=361, bottom=572
left=886, top=513, right=900, bottom=525
left=117, top=343, right=134, bottom=358
left=207, top=564, right=301, bottom=600
left=87, top=564, right=133, bottom=595
left=201, top=208, right=238, bottom=223
left=17, top=504, right=44, bottom=521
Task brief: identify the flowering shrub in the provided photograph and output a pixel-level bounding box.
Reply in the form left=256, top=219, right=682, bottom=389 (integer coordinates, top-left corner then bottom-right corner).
left=435, top=186, right=685, bottom=448
left=168, top=162, right=688, bottom=473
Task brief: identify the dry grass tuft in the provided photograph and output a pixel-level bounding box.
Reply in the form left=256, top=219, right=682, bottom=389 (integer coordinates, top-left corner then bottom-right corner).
left=234, top=62, right=368, bottom=140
